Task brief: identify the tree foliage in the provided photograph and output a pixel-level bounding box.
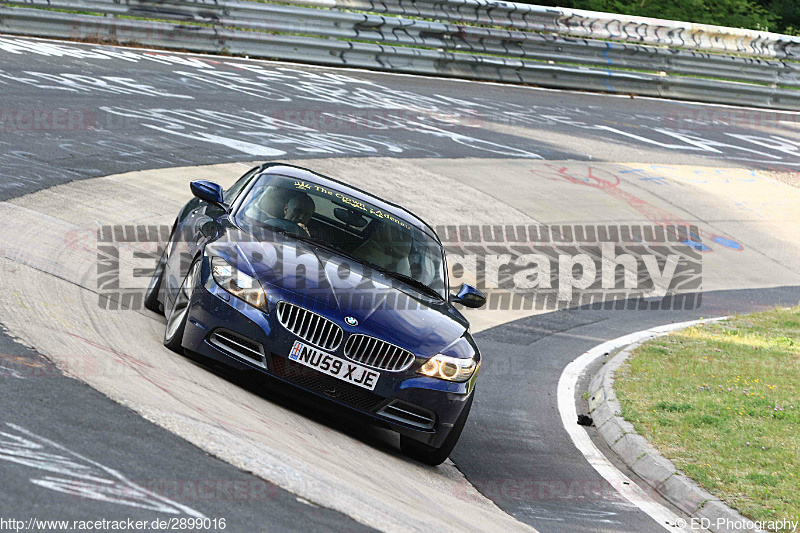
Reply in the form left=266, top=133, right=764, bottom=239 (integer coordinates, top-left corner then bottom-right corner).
left=531, top=0, right=799, bottom=34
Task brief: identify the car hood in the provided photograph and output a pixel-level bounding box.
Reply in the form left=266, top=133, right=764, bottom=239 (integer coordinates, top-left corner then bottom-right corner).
left=212, top=237, right=467, bottom=356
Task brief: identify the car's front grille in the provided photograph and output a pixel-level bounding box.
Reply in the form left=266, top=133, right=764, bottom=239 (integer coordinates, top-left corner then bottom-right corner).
left=208, top=329, right=265, bottom=366
left=276, top=302, right=343, bottom=351
left=344, top=334, right=415, bottom=371
left=377, top=400, right=436, bottom=429
left=269, top=355, right=386, bottom=413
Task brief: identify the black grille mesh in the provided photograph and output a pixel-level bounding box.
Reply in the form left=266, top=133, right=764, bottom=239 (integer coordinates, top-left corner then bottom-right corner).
left=269, top=355, right=386, bottom=413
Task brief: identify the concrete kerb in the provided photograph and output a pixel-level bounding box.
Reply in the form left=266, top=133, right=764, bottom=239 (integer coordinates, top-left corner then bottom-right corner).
left=586, top=324, right=765, bottom=533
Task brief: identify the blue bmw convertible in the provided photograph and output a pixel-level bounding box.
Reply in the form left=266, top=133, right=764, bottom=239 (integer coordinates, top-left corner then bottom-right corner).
left=144, top=163, right=486, bottom=465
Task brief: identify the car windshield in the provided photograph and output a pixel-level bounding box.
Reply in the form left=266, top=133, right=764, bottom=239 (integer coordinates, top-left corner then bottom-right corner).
left=235, top=174, right=446, bottom=298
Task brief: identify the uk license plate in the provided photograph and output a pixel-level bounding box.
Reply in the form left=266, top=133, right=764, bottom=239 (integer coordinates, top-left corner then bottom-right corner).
left=288, top=340, right=379, bottom=391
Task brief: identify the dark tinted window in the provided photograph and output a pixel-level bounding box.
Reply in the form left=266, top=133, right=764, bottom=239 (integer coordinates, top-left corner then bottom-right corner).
left=235, top=174, right=446, bottom=297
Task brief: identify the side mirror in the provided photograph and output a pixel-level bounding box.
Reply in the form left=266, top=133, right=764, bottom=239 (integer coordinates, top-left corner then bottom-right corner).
left=450, top=283, right=486, bottom=309
left=190, top=180, right=228, bottom=211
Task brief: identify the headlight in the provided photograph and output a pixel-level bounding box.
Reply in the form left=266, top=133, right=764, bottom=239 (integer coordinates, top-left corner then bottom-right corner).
left=418, top=353, right=476, bottom=382
left=211, top=256, right=268, bottom=311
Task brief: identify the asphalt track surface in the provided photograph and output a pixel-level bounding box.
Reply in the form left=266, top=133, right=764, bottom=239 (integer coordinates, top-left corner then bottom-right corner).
left=0, top=329, right=374, bottom=532
left=2, top=34, right=800, bottom=201
left=1, top=35, right=799, bottom=532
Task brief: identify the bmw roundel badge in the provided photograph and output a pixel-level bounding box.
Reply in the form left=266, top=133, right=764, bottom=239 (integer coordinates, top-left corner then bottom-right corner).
left=345, top=316, right=358, bottom=326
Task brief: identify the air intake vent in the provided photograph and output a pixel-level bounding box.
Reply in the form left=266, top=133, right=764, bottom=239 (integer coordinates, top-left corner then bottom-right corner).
left=344, top=334, right=415, bottom=371
left=270, top=356, right=386, bottom=413
left=276, top=302, right=343, bottom=352
left=377, top=400, right=435, bottom=429
left=209, top=329, right=265, bottom=366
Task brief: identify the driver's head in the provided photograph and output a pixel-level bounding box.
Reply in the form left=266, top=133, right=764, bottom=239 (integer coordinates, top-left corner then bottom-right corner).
left=260, top=186, right=295, bottom=218
left=284, top=193, right=315, bottom=226
left=370, top=222, right=412, bottom=259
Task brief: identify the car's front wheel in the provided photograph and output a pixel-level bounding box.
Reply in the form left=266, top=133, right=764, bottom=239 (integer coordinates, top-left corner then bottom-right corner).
left=144, top=250, right=167, bottom=315
left=400, top=394, right=473, bottom=466
left=163, top=259, right=201, bottom=353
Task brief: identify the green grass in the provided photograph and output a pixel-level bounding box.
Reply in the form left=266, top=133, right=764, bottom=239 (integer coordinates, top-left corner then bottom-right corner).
left=615, top=307, right=800, bottom=529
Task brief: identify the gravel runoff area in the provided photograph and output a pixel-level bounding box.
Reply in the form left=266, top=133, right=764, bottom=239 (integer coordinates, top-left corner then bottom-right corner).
left=763, top=171, right=800, bottom=189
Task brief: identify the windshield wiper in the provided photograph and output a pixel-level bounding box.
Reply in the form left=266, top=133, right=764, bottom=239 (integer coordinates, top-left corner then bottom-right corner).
left=257, top=227, right=444, bottom=300
left=289, top=232, right=359, bottom=257
left=252, top=225, right=339, bottom=253
left=367, top=265, right=444, bottom=301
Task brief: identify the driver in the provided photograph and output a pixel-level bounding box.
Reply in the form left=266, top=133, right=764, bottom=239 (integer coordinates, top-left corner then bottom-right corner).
left=353, top=221, right=412, bottom=276
left=245, top=187, right=315, bottom=237
left=258, top=186, right=295, bottom=218
left=284, top=193, right=315, bottom=236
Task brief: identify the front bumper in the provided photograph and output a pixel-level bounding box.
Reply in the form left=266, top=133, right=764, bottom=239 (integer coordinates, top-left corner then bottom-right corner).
left=180, top=275, right=474, bottom=448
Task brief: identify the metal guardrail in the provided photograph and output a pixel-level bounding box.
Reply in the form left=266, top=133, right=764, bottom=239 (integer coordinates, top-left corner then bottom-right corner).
left=1, top=0, right=799, bottom=110
left=295, top=0, right=800, bottom=59
left=6, top=0, right=799, bottom=87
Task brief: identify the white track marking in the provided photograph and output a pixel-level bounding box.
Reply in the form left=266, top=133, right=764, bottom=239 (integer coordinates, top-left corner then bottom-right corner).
left=557, top=318, right=728, bottom=532
left=0, top=164, right=538, bottom=533
left=2, top=34, right=799, bottom=116
left=1, top=424, right=206, bottom=517
left=0, top=363, right=27, bottom=379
